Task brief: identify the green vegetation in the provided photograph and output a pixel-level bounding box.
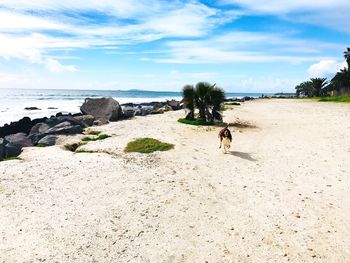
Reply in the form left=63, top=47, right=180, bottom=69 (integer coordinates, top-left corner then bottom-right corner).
left=36, top=143, right=46, bottom=147
left=178, top=118, right=214, bottom=126
left=319, top=96, right=350, bottom=102
left=84, top=130, right=101, bottom=136
left=295, top=48, right=350, bottom=98
left=182, top=82, right=225, bottom=122
left=3, top=156, right=22, bottom=161
left=82, top=133, right=110, bottom=142
left=125, top=138, right=174, bottom=153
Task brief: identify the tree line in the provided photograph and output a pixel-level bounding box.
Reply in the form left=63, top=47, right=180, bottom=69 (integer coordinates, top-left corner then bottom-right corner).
left=295, top=47, right=350, bottom=97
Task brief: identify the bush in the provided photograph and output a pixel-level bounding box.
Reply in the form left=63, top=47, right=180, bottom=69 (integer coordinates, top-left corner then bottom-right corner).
left=178, top=118, right=214, bottom=126
left=125, top=138, right=174, bottom=153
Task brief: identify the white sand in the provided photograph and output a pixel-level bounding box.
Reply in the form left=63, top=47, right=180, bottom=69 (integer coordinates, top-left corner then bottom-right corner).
left=1, top=99, right=350, bottom=262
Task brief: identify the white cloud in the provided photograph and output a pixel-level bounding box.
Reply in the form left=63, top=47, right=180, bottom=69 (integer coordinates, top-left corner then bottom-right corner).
left=44, top=58, right=77, bottom=73
left=307, top=60, right=347, bottom=78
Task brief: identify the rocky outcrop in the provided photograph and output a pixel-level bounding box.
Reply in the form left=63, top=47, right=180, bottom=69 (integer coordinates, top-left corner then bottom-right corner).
left=80, top=97, right=122, bottom=122
left=0, top=116, right=47, bottom=138
left=3, top=133, right=33, bottom=158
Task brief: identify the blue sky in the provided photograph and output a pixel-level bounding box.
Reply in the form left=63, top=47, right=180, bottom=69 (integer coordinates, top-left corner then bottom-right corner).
left=0, top=0, right=349, bottom=92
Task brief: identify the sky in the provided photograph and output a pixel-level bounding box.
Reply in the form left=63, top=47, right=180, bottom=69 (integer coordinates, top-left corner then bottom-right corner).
left=0, top=0, right=349, bottom=93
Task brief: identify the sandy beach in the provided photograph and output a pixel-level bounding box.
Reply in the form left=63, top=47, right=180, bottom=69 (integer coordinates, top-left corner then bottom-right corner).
left=0, top=99, right=349, bottom=262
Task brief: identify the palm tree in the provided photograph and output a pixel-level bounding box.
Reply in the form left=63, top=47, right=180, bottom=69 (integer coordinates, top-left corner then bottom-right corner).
left=295, top=81, right=314, bottom=97
left=344, top=47, right=350, bottom=68
left=182, top=82, right=226, bottom=122
left=182, top=84, right=195, bottom=120
left=310, top=77, right=328, bottom=97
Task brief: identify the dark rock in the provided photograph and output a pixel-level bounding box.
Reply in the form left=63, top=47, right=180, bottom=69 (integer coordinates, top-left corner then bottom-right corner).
left=140, top=106, right=154, bottom=116
left=37, top=135, right=58, bottom=146
left=29, top=122, right=50, bottom=135
left=4, top=133, right=33, bottom=157
left=166, top=100, right=182, bottom=110
left=46, top=121, right=83, bottom=135
left=80, top=97, right=122, bottom=122
left=24, top=107, right=41, bottom=111
left=121, top=106, right=136, bottom=119
left=0, top=138, right=4, bottom=161
left=73, top=115, right=95, bottom=127
left=0, top=116, right=48, bottom=138
left=47, top=107, right=58, bottom=109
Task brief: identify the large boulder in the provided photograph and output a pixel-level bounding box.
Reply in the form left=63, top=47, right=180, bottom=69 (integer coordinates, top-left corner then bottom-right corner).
left=80, top=97, right=122, bottom=122
left=4, top=133, right=33, bottom=157
left=37, top=135, right=57, bottom=146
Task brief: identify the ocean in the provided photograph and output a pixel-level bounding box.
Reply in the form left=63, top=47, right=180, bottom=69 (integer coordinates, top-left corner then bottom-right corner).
left=0, top=88, right=266, bottom=126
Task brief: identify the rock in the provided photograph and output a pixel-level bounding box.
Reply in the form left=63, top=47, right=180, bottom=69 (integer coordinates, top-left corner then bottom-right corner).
left=29, top=122, right=50, bottom=135
left=151, top=108, right=164, bottom=114
left=47, top=107, right=58, bottom=109
left=46, top=121, right=83, bottom=135
left=24, top=107, right=41, bottom=110
left=140, top=106, right=154, bottom=116
left=37, top=135, right=57, bottom=146
left=93, top=119, right=109, bottom=126
left=0, top=116, right=48, bottom=138
left=73, top=115, right=95, bottom=127
left=80, top=97, right=122, bottom=122
left=4, top=133, right=33, bottom=157
left=121, top=106, right=136, bottom=119
left=162, top=105, right=173, bottom=112
left=0, top=138, right=4, bottom=161
left=166, top=100, right=182, bottom=110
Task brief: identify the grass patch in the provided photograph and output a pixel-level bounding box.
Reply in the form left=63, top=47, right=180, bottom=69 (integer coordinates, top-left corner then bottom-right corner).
left=178, top=118, right=214, bottom=126
left=84, top=130, right=101, bottom=136
left=319, top=96, right=350, bottom=103
left=3, top=156, right=22, bottom=161
left=82, top=134, right=110, bottom=142
left=36, top=143, right=46, bottom=147
left=125, top=138, right=174, bottom=153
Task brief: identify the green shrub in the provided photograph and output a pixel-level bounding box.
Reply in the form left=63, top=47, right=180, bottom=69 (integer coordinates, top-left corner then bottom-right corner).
left=125, top=138, right=174, bottom=153
left=178, top=118, right=214, bottom=126
left=36, top=143, right=46, bottom=147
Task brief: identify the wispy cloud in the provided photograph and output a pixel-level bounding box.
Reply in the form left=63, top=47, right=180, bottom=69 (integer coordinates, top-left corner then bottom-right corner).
left=221, top=0, right=350, bottom=33
left=144, top=31, right=343, bottom=64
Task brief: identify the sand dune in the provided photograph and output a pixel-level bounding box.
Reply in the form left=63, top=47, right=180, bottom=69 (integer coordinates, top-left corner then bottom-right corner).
left=1, top=99, right=349, bottom=262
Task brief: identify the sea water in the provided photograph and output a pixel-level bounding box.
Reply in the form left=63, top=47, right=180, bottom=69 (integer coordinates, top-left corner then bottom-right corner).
left=0, top=88, right=265, bottom=126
